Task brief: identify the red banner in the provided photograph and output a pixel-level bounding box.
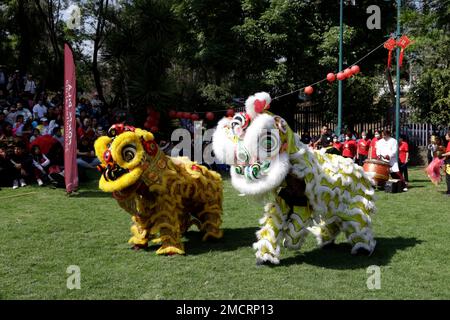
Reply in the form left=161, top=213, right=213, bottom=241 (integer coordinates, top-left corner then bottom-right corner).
left=64, top=43, right=78, bottom=193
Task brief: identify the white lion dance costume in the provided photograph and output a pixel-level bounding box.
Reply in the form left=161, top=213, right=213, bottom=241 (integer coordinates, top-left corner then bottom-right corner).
left=213, top=92, right=377, bottom=265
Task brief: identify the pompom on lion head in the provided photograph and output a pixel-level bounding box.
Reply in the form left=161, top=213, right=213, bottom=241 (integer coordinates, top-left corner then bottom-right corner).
left=94, top=124, right=159, bottom=194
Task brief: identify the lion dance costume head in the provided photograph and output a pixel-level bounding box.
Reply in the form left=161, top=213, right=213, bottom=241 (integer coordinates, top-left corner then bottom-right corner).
left=95, top=124, right=223, bottom=255
left=213, top=92, right=377, bottom=265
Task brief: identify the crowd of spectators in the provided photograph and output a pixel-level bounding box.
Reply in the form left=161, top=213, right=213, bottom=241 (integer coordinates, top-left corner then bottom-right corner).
left=300, top=125, right=410, bottom=191
left=0, top=67, right=120, bottom=189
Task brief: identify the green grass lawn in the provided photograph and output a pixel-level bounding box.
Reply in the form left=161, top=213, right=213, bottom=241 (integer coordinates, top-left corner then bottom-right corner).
left=0, top=167, right=449, bottom=299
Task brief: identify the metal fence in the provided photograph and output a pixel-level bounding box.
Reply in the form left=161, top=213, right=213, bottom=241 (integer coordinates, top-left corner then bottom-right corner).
left=233, top=105, right=433, bottom=146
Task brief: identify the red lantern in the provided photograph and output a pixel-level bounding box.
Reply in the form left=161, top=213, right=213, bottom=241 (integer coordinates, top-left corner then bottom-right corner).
left=304, top=86, right=314, bottom=95
left=351, top=65, right=360, bottom=75
left=183, top=112, right=191, bottom=119
left=344, top=68, right=353, bottom=78
left=150, top=126, right=158, bottom=133
left=226, top=108, right=235, bottom=117
left=206, top=112, right=215, bottom=121
left=327, top=73, right=336, bottom=82
left=169, top=110, right=177, bottom=119
left=337, top=72, right=346, bottom=81
left=176, top=111, right=183, bottom=118
left=191, top=113, right=200, bottom=121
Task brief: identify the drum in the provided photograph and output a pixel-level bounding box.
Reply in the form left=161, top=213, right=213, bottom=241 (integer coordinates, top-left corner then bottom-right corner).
left=363, top=159, right=391, bottom=186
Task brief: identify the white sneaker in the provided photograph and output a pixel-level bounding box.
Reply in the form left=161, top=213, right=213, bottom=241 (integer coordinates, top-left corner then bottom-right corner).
left=12, top=180, right=19, bottom=189
left=403, top=188, right=408, bottom=192
left=20, top=179, right=27, bottom=187
left=37, top=179, right=44, bottom=186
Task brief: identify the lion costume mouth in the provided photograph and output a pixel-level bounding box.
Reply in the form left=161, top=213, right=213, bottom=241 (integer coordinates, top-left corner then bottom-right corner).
left=102, top=164, right=129, bottom=182
left=94, top=126, right=156, bottom=194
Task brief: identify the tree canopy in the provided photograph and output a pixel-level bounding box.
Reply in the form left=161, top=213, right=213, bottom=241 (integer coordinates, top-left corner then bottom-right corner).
left=0, top=0, right=448, bottom=128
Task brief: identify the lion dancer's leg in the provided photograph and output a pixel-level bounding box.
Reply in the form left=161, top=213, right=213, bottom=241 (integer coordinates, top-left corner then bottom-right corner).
left=341, top=213, right=376, bottom=255
left=198, top=203, right=224, bottom=241
left=150, top=194, right=185, bottom=255
left=128, top=215, right=152, bottom=249
left=308, top=216, right=342, bottom=249
left=253, top=201, right=287, bottom=265
left=284, top=203, right=313, bottom=250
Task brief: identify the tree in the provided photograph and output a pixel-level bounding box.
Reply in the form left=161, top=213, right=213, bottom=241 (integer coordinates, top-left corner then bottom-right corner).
left=404, top=0, right=450, bottom=126
left=103, top=0, right=182, bottom=115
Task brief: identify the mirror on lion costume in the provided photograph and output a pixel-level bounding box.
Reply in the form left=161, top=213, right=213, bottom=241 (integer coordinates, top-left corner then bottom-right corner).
left=212, top=92, right=377, bottom=265
left=94, top=124, right=223, bottom=255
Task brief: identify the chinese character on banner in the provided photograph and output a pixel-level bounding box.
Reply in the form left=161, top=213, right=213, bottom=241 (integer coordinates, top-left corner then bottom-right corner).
left=384, top=37, right=397, bottom=69
left=397, top=35, right=412, bottom=68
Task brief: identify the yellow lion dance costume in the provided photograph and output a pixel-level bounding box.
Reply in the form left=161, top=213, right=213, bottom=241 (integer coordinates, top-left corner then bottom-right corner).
left=213, top=92, right=377, bottom=265
left=94, top=124, right=223, bottom=255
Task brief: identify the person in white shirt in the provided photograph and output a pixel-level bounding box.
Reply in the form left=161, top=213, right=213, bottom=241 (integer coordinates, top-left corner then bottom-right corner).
left=15, top=102, right=32, bottom=122
left=5, top=105, right=17, bottom=125
left=24, top=74, right=36, bottom=96
left=376, top=129, right=407, bottom=191
left=33, top=100, right=47, bottom=120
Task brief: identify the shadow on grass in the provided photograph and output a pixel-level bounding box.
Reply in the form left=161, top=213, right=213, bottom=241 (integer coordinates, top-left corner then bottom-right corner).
left=281, top=237, right=423, bottom=269
left=72, top=190, right=111, bottom=198
left=184, top=227, right=258, bottom=254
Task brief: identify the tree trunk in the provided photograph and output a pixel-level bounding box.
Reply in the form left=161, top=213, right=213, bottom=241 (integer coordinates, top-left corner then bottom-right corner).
left=91, top=0, right=109, bottom=105
left=17, top=0, right=32, bottom=73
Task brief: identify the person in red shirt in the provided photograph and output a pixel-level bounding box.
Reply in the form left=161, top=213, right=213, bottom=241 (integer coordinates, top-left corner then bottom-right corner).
left=398, top=135, right=409, bottom=185
left=356, top=131, right=371, bottom=166
left=369, top=130, right=380, bottom=159
left=442, top=131, right=450, bottom=196
left=332, top=136, right=342, bottom=154
left=342, top=133, right=357, bottom=160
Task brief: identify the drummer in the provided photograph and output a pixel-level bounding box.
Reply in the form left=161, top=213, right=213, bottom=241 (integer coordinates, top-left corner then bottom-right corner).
left=376, top=129, right=407, bottom=192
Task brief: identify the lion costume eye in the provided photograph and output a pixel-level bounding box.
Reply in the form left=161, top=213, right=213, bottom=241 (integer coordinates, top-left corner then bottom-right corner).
left=259, top=131, right=279, bottom=154
left=122, top=144, right=136, bottom=162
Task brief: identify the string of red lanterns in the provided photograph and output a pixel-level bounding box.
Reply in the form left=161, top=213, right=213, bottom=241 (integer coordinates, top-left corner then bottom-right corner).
left=161, top=38, right=409, bottom=124
left=272, top=39, right=392, bottom=100
left=167, top=108, right=236, bottom=121
left=304, top=64, right=361, bottom=96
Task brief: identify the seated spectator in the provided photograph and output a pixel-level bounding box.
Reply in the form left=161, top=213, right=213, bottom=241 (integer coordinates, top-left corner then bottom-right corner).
left=0, top=123, right=13, bottom=141
left=12, top=114, right=25, bottom=137
left=0, top=112, right=6, bottom=136
left=5, top=105, right=17, bottom=125
left=0, top=143, right=15, bottom=187
left=52, top=126, right=64, bottom=145
left=15, top=102, right=32, bottom=122
left=29, top=127, right=41, bottom=143
left=10, top=141, right=33, bottom=189
left=36, top=117, right=51, bottom=135
left=31, top=145, right=50, bottom=186
left=32, top=99, right=47, bottom=120
left=77, top=135, right=100, bottom=169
